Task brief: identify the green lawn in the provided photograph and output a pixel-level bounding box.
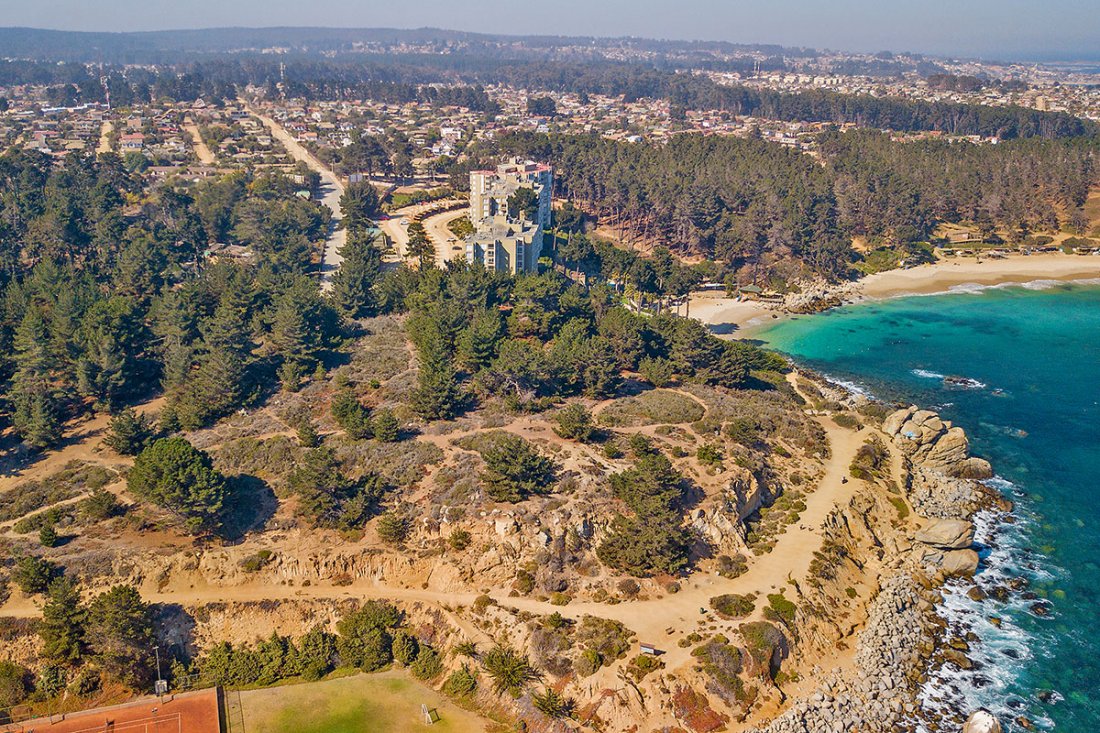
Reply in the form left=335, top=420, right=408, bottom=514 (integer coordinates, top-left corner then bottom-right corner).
left=238, top=670, right=490, bottom=733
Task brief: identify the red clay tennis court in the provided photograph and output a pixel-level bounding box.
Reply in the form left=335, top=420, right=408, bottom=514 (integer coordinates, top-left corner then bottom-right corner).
left=2, top=688, right=222, bottom=733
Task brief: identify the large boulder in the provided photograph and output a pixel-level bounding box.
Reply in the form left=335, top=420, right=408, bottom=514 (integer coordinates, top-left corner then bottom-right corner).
left=883, top=406, right=991, bottom=476
left=962, top=709, right=1003, bottom=733
left=920, top=547, right=979, bottom=577
left=916, top=519, right=975, bottom=550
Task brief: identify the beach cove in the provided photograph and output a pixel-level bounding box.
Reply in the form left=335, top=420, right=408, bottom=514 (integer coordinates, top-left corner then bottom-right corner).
left=691, top=253, right=1100, bottom=336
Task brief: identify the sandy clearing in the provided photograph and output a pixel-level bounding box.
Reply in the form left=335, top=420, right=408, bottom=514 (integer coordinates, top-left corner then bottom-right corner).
left=182, top=119, right=216, bottom=165
left=96, top=120, right=113, bottom=155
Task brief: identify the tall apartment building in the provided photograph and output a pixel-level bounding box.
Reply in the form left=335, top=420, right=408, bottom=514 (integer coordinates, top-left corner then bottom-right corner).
left=466, top=158, right=553, bottom=274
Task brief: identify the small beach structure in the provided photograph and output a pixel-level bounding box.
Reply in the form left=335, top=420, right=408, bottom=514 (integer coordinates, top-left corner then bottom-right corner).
left=737, top=284, right=762, bottom=301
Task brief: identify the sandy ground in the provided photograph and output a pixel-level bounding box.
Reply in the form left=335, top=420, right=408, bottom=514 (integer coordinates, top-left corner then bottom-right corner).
left=182, top=119, right=216, bottom=165
left=95, top=120, right=113, bottom=156
left=245, top=103, right=346, bottom=290
left=692, top=253, right=1100, bottom=335
left=859, top=252, right=1100, bottom=298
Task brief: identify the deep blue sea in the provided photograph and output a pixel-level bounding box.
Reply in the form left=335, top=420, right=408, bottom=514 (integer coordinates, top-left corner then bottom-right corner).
left=757, top=282, right=1100, bottom=732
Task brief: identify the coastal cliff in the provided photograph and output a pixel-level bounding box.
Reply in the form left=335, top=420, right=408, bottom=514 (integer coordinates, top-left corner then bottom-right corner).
left=750, top=399, right=1010, bottom=733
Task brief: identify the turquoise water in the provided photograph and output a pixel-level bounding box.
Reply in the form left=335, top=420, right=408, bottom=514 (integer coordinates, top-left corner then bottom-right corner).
left=758, top=283, right=1100, bottom=731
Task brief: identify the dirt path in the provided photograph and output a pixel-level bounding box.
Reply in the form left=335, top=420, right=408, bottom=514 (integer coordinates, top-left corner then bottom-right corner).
left=243, top=102, right=345, bottom=290
left=96, top=120, right=113, bottom=155
left=183, top=119, right=216, bottom=165
left=5, top=414, right=869, bottom=673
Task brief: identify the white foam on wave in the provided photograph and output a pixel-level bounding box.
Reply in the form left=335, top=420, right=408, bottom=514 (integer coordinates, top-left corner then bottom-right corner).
left=912, top=369, right=946, bottom=380
left=824, top=377, right=875, bottom=400
left=886, top=277, right=1100, bottom=301
left=917, top=476, right=1062, bottom=730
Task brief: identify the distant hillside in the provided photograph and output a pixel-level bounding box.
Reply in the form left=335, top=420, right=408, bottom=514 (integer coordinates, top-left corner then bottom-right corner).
left=0, top=25, right=809, bottom=64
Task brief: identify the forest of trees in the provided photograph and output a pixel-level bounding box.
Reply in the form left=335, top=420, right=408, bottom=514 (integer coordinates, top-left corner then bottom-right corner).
left=0, top=150, right=335, bottom=450
left=464, top=129, right=1098, bottom=284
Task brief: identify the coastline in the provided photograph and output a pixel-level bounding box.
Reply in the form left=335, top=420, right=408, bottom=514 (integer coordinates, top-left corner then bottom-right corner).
left=751, top=375, right=1017, bottom=733
left=690, top=252, right=1100, bottom=336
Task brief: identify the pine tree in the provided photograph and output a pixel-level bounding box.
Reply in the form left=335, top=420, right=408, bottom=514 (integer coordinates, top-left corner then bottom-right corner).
left=127, top=437, right=228, bottom=534
left=371, top=408, right=399, bottom=443
left=330, top=233, right=382, bottom=319
left=410, top=352, right=461, bottom=421
left=40, top=577, right=87, bottom=663
left=11, top=306, right=63, bottom=449
left=103, top=407, right=155, bottom=455
left=330, top=389, right=372, bottom=440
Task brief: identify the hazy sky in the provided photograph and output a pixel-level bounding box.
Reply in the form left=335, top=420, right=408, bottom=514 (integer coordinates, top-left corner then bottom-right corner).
left=4, top=0, right=1098, bottom=60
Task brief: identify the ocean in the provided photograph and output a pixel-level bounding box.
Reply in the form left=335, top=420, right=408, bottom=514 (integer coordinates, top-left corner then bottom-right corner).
left=755, top=282, right=1100, bottom=732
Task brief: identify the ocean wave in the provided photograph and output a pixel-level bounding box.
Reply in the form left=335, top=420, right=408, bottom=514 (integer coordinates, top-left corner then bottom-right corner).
left=822, top=374, right=875, bottom=398
left=943, top=375, right=987, bottom=390
left=918, top=481, right=1062, bottom=731
left=884, top=277, right=1100, bottom=300
left=912, top=368, right=946, bottom=380
left=944, top=278, right=1100, bottom=296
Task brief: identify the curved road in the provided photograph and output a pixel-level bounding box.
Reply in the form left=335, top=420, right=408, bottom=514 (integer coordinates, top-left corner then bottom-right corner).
left=246, top=103, right=346, bottom=291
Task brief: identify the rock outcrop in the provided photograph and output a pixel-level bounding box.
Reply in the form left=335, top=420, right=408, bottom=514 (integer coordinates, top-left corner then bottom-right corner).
left=883, top=406, right=992, bottom=479
left=916, top=518, right=975, bottom=550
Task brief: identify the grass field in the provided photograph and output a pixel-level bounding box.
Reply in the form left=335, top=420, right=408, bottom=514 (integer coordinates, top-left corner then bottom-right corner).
left=238, top=670, right=490, bottom=733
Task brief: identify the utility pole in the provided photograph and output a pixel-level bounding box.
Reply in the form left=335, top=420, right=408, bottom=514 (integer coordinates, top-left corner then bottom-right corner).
left=154, top=645, right=167, bottom=700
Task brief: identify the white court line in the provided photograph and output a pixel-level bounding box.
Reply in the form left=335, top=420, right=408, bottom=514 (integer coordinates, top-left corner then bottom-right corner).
left=56, top=712, right=182, bottom=733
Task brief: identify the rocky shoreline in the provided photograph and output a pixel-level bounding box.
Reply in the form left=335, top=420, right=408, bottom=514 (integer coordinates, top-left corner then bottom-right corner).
left=751, top=396, right=1016, bottom=733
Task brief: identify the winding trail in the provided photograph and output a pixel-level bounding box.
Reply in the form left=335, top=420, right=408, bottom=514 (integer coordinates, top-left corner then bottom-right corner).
left=2, top=411, right=872, bottom=678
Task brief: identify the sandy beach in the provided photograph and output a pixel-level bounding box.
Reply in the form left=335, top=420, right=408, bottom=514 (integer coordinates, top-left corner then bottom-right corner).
left=692, top=252, right=1100, bottom=334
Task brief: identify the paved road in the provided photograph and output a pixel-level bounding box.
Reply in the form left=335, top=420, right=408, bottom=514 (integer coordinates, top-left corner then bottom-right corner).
left=246, top=103, right=346, bottom=291
left=423, top=207, right=469, bottom=265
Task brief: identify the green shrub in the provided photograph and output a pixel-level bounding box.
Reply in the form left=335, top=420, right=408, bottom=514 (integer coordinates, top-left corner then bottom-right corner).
left=443, top=664, right=478, bottom=698
left=553, top=404, right=596, bottom=442
left=78, top=489, right=123, bottom=522
left=239, top=550, right=274, bottom=573
left=447, top=529, right=472, bottom=551
left=11, top=555, right=61, bottom=595
left=0, top=660, right=31, bottom=708
left=411, top=645, right=443, bottom=680
left=392, top=630, right=419, bottom=666
left=376, top=512, right=410, bottom=545
left=482, top=645, right=541, bottom=697
left=832, top=412, right=862, bottom=430
left=764, top=593, right=797, bottom=625
left=696, top=443, right=723, bottom=468
left=627, top=653, right=663, bottom=681
left=710, top=594, right=755, bottom=619
left=479, top=434, right=557, bottom=503
left=716, top=554, right=748, bottom=579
